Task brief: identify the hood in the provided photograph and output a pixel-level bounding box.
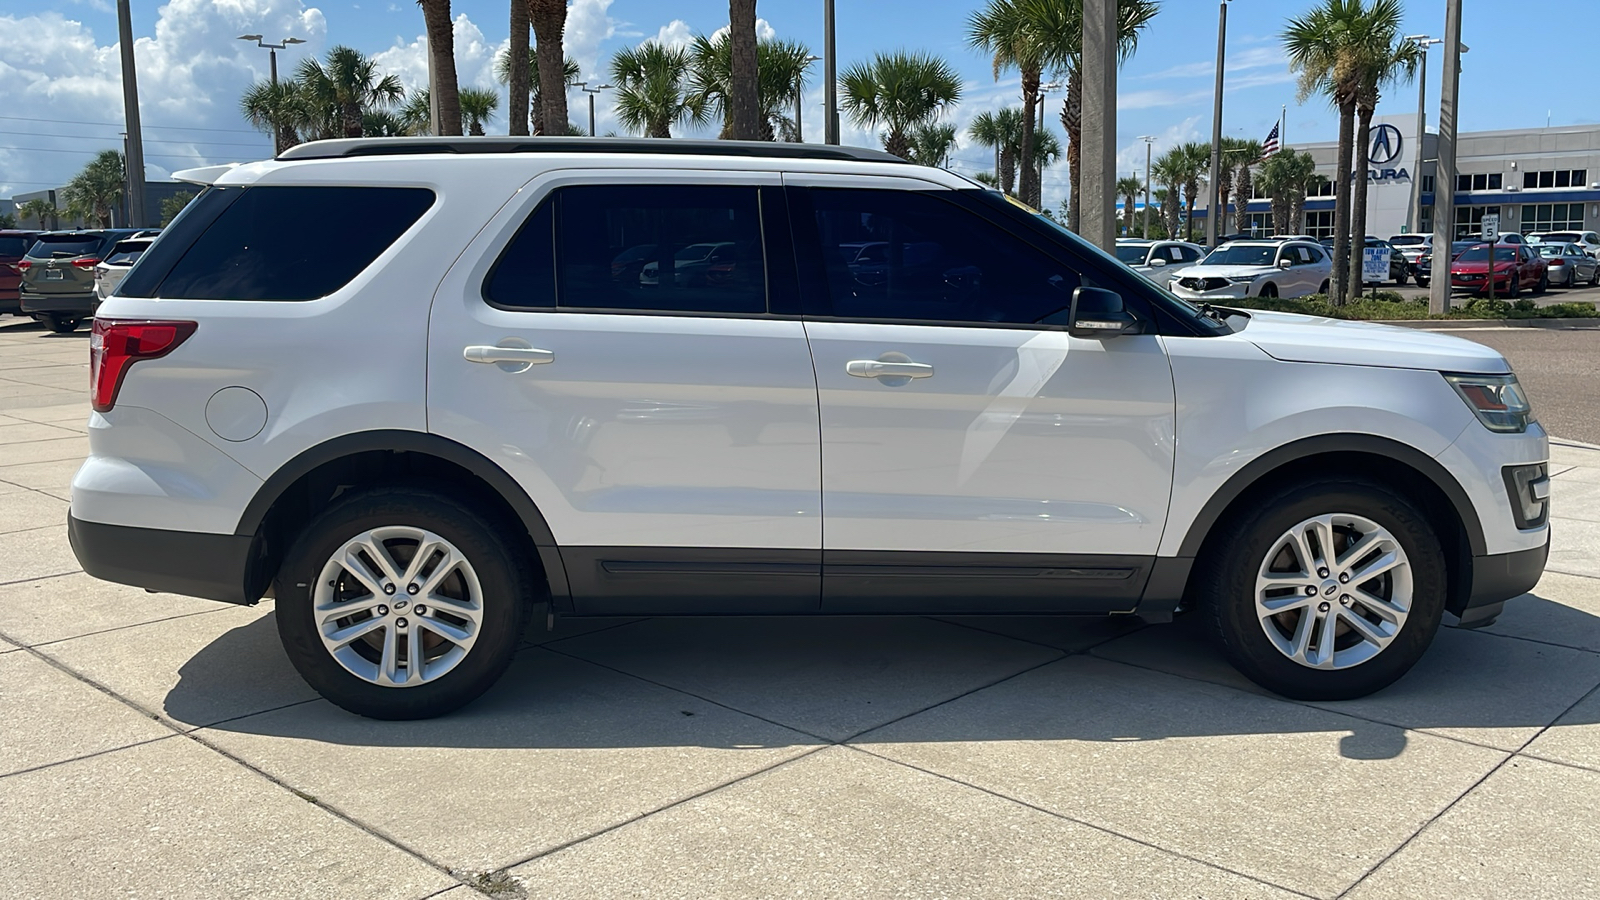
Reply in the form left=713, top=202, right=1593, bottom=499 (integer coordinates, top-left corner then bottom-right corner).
left=1174, top=264, right=1279, bottom=279
left=1451, top=259, right=1519, bottom=273
left=1230, top=309, right=1510, bottom=374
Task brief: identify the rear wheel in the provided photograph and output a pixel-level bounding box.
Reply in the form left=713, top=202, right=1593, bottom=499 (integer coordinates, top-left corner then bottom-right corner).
left=1415, top=277, right=1429, bottom=288
left=274, top=487, right=534, bottom=719
left=1395, top=271, right=1408, bottom=286
left=1318, top=280, right=1330, bottom=295
left=1195, top=477, right=1446, bottom=700
left=1590, top=265, right=1599, bottom=286
left=46, top=314, right=80, bottom=333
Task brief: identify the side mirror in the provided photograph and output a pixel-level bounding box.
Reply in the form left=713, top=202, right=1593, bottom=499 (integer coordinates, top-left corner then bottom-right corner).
left=1277, top=258, right=1293, bottom=269
left=1148, top=257, right=1168, bottom=268
left=1064, top=287, right=1137, bottom=339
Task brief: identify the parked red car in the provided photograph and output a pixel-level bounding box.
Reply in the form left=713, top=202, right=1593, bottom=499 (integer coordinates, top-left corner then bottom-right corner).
left=0, top=230, right=41, bottom=315
left=1449, top=242, right=1548, bottom=297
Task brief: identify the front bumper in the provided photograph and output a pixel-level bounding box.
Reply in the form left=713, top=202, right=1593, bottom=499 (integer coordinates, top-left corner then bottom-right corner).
left=1454, top=542, right=1549, bottom=627
left=69, top=513, right=258, bottom=605
left=1170, top=282, right=1252, bottom=301
left=20, top=290, right=97, bottom=317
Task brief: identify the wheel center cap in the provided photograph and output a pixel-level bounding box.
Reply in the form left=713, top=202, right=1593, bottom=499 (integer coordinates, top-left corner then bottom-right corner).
left=394, top=599, right=408, bottom=610
left=1321, top=580, right=1340, bottom=597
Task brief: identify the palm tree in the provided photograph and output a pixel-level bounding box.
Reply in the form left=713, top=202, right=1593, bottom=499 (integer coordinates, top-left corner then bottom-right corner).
left=362, top=110, right=408, bottom=136
left=297, top=46, right=404, bottom=139
left=416, top=0, right=461, bottom=135
left=240, top=79, right=308, bottom=153
left=62, top=150, right=124, bottom=227
left=1230, top=138, right=1265, bottom=234
left=1175, top=141, right=1210, bottom=242
left=495, top=47, right=579, bottom=133
left=399, top=89, right=433, bottom=135
left=457, top=87, right=500, bottom=135
left=1345, top=10, right=1422, bottom=297
left=968, top=0, right=1047, bottom=208
left=1282, top=150, right=1318, bottom=236
left=689, top=35, right=814, bottom=140
left=839, top=51, right=962, bottom=160
left=507, top=0, right=530, bottom=136
left=908, top=122, right=958, bottom=167
left=726, top=0, right=761, bottom=140
left=19, top=198, right=57, bottom=230
left=968, top=108, right=1025, bottom=196
left=1285, top=0, right=1365, bottom=304
left=530, top=0, right=570, bottom=139
left=1117, top=175, right=1141, bottom=236
left=610, top=42, right=703, bottom=138
left=1153, top=148, right=1185, bottom=241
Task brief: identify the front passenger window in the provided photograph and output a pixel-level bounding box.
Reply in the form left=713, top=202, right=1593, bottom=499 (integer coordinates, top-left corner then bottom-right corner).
left=802, top=187, right=1082, bottom=324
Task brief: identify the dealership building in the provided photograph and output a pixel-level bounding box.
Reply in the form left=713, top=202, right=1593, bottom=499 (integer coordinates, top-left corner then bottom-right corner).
left=1192, top=114, right=1600, bottom=240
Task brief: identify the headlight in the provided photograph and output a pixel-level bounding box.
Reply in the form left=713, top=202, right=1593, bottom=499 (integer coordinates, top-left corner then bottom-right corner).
left=1443, top=373, right=1533, bottom=433
left=1226, top=276, right=1257, bottom=284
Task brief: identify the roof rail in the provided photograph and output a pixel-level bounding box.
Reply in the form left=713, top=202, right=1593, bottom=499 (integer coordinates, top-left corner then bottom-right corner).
left=277, top=136, right=908, bottom=164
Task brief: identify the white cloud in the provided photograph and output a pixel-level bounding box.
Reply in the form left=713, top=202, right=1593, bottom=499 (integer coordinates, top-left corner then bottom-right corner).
left=1115, top=116, right=1203, bottom=180
left=565, top=0, right=618, bottom=83
left=372, top=12, right=503, bottom=96
left=647, top=20, right=695, bottom=49
left=709, top=17, right=777, bottom=43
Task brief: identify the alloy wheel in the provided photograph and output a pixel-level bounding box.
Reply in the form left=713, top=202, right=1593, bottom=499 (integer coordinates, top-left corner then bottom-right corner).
left=1254, top=513, right=1412, bottom=670
left=313, top=525, right=484, bottom=687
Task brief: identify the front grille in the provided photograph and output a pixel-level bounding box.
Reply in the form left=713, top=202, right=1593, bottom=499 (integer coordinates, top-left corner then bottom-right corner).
left=1177, top=277, right=1230, bottom=292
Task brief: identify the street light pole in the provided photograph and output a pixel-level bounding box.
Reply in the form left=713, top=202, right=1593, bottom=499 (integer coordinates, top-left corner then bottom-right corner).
left=1404, top=36, right=1441, bottom=234
left=118, top=0, right=147, bottom=228
left=1142, top=135, right=1156, bottom=239
left=798, top=55, right=822, bottom=142
left=1430, top=0, right=1464, bottom=315
left=577, top=83, right=610, bottom=136
left=823, top=0, right=838, bottom=144
left=238, top=34, right=306, bottom=154
left=1037, top=81, right=1061, bottom=209
left=1206, top=0, right=1230, bottom=249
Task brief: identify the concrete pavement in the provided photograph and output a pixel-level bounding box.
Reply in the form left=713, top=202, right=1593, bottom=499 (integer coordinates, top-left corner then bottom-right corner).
left=1, top=317, right=1597, bottom=899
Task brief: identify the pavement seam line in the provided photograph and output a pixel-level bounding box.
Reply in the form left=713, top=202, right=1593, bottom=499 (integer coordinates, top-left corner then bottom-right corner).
left=925, top=613, right=1152, bottom=655
left=495, top=745, right=833, bottom=874
left=834, top=648, right=1069, bottom=745
left=0, top=621, right=475, bottom=892
left=24, top=606, right=240, bottom=653
left=1506, top=677, right=1600, bottom=758
left=0, top=569, right=84, bottom=588
left=843, top=744, right=1322, bottom=900
left=0, top=734, right=181, bottom=781
left=1542, top=566, right=1600, bottom=582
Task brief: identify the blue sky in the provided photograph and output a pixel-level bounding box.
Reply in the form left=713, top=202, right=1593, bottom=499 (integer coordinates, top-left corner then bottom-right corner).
left=0, top=0, right=1577, bottom=213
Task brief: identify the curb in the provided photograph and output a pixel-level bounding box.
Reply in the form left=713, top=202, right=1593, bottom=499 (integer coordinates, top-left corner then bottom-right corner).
left=1386, top=318, right=1600, bottom=330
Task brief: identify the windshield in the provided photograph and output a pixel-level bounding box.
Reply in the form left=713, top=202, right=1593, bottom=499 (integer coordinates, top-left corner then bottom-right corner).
left=105, top=241, right=151, bottom=265
left=1536, top=245, right=1568, bottom=257
left=674, top=243, right=720, bottom=261
left=1201, top=245, right=1276, bottom=266
left=26, top=235, right=102, bottom=258
left=1455, top=247, right=1515, bottom=262
left=0, top=236, right=35, bottom=257
left=1114, top=245, right=1150, bottom=263
left=1389, top=235, right=1426, bottom=245
left=1540, top=232, right=1581, bottom=243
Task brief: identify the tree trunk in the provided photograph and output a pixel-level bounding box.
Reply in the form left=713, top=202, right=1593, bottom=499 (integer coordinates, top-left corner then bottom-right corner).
left=507, top=0, right=530, bottom=135
left=1234, top=163, right=1252, bottom=234
left=1216, top=167, right=1233, bottom=236
left=726, top=0, right=760, bottom=140
left=885, top=127, right=910, bottom=161
left=530, top=0, right=569, bottom=137
left=1330, top=96, right=1356, bottom=305
left=1122, top=194, right=1133, bottom=234
left=1183, top=180, right=1198, bottom=241
left=344, top=100, right=363, bottom=138
left=651, top=118, right=672, bottom=139
left=1348, top=102, right=1375, bottom=300
left=999, top=146, right=1016, bottom=197
left=1290, top=189, right=1306, bottom=238
left=421, top=0, right=462, bottom=136
left=1164, top=185, right=1180, bottom=239
left=1017, top=65, right=1040, bottom=208
left=1062, top=70, right=1081, bottom=232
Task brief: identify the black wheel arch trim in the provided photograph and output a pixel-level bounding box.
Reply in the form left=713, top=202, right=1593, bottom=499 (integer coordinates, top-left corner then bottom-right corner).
left=1175, top=433, right=1487, bottom=558
left=235, top=429, right=571, bottom=601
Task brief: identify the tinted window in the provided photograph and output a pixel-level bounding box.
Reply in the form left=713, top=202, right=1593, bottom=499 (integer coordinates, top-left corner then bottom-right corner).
left=105, top=241, right=150, bottom=265
left=27, top=235, right=101, bottom=258
left=1202, top=245, right=1276, bottom=266
left=804, top=188, right=1080, bottom=324
left=1542, top=232, right=1581, bottom=243
left=154, top=186, right=433, bottom=301
left=1114, top=245, right=1148, bottom=264
left=484, top=199, right=555, bottom=309
left=0, top=236, right=34, bottom=257
left=555, top=184, right=765, bottom=314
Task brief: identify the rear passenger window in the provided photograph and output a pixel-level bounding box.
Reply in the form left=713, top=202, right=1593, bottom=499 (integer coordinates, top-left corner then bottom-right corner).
left=149, top=186, right=433, bottom=301
left=484, top=199, right=555, bottom=309
left=803, top=187, right=1080, bottom=324
left=554, top=184, right=766, bottom=314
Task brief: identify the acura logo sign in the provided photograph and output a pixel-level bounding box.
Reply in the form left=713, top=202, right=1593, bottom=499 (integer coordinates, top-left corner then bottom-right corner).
left=1369, top=124, right=1403, bottom=166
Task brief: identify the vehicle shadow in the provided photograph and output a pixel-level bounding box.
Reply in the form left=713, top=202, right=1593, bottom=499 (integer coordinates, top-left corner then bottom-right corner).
left=169, top=588, right=1600, bottom=760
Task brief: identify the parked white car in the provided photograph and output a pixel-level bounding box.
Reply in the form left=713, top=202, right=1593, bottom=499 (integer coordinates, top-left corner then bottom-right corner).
left=70, top=137, right=1549, bottom=719
left=1113, top=239, right=1206, bottom=276
left=93, top=237, right=155, bottom=301
left=1168, top=239, right=1333, bottom=300
left=1528, top=231, right=1600, bottom=259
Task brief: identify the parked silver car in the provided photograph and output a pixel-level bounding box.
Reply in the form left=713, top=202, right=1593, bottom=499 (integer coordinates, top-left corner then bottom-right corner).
left=1535, top=242, right=1600, bottom=287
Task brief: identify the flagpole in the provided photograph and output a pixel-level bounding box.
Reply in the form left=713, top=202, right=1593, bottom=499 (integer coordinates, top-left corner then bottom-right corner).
left=1281, top=105, right=1287, bottom=149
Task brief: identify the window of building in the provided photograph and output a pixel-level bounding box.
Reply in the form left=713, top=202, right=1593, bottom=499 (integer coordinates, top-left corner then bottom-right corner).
left=1454, top=205, right=1502, bottom=240
left=1304, top=210, right=1335, bottom=239
left=1309, top=177, right=1335, bottom=198
left=1243, top=212, right=1275, bottom=237
left=801, top=187, right=1083, bottom=324
left=1523, top=169, right=1588, bottom=189
left=1421, top=175, right=1435, bottom=194
left=1458, top=173, right=1501, bottom=191
left=1489, top=173, right=1502, bottom=189
left=1420, top=207, right=1434, bottom=235
left=553, top=184, right=767, bottom=315
left=1521, top=203, right=1587, bottom=234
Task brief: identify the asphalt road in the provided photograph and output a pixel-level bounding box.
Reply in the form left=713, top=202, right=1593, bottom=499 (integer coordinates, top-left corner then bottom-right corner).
left=1417, top=322, right=1600, bottom=445
left=1390, top=279, right=1600, bottom=306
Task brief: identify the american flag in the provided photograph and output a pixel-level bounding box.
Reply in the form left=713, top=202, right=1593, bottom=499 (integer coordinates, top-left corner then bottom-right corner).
left=1261, top=122, right=1281, bottom=157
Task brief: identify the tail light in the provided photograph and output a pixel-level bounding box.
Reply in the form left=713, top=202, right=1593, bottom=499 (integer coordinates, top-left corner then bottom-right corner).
left=72, top=258, right=101, bottom=269
left=16, top=260, right=31, bottom=273
left=1549, top=258, right=1565, bottom=266
left=90, top=319, right=197, bottom=413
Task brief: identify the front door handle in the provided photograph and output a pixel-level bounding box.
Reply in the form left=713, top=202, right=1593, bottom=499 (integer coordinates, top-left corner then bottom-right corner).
left=463, top=342, right=554, bottom=373
left=846, top=360, right=934, bottom=379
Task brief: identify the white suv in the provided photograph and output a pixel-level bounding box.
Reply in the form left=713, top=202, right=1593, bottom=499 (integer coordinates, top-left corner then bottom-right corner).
left=71, top=137, right=1550, bottom=719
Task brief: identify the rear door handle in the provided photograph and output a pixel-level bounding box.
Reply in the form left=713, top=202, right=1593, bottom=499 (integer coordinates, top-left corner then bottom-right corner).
left=846, top=359, right=934, bottom=380
left=463, top=346, right=554, bottom=365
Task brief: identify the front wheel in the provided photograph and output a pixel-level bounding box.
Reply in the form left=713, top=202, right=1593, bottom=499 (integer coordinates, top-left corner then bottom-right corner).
left=274, top=487, right=534, bottom=719
left=46, top=314, right=80, bottom=333
left=1194, top=478, right=1446, bottom=700
left=1258, top=282, right=1278, bottom=299
left=1415, top=277, right=1429, bottom=288
left=1534, top=272, right=1548, bottom=295
left=1395, top=271, right=1408, bottom=286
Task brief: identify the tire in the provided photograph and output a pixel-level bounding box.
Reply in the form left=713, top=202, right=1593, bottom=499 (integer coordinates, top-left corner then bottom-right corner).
left=1506, top=274, right=1520, bottom=298
left=1259, top=283, right=1278, bottom=299
left=1318, top=280, right=1330, bottom=295
left=1193, top=477, right=1447, bottom=701
left=1534, top=272, right=1548, bottom=295
left=46, top=314, right=80, bottom=333
left=1590, top=266, right=1599, bottom=286
left=274, top=486, right=534, bottom=719
left=1416, top=277, right=1429, bottom=288
left=1394, top=271, right=1408, bottom=286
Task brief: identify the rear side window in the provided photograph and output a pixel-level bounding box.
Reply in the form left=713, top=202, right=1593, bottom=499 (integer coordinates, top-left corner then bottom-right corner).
left=0, top=236, right=35, bottom=257
left=125, top=186, right=433, bottom=301
left=484, top=200, right=555, bottom=309
left=554, top=184, right=766, bottom=314
left=27, top=235, right=101, bottom=258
